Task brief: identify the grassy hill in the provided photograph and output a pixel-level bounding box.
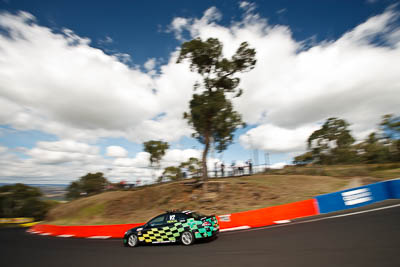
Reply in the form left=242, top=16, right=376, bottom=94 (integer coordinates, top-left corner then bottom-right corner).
left=45, top=171, right=395, bottom=226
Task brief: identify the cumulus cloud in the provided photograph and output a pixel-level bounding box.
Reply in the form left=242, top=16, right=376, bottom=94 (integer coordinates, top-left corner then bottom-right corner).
left=106, top=146, right=128, bottom=158
left=144, top=58, right=157, bottom=71
left=239, top=1, right=257, bottom=14
left=168, top=6, right=223, bottom=40
left=240, top=124, right=318, bottom=153
left=162, top=149, right=201, bottom=167
left=270, top=162, right=286, bottom=169
left=1, top=6, right=400, bottom=183
left=26, top=140, right=100, bottom=164
left=105, top=148, right=202, bottom=184
left=0, top=140, right=108, bottom=184
left=112, top=152, right=149, bottom=167
left=0, top=140, right=204, bottom=184
left=0, top=146, right=7, bottom=154
left=98, top=36, right=113, bottom=45
left=169, top=17, right=190, bottom=40
left=0, top=11, right=191, bottom=143
left=112, top=149, right=200, bottom=169
left=171, top=5, right=400, bottom=152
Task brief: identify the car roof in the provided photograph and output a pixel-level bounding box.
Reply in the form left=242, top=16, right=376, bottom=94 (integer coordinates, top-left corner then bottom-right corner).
left=165, top=210, right=194, bottom=215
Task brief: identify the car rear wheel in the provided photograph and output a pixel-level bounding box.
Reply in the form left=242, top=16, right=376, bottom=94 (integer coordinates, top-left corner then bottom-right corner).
left=180, top=231, right=194, bottom=246
left=127, top=234, right=138, bottom=247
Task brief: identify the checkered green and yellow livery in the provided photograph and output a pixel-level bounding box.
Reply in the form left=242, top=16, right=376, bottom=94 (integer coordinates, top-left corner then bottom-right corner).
left=123, top=210, right=219, bottom=246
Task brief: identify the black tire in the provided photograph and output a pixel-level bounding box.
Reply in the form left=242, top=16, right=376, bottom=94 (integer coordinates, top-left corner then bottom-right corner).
left=180, top=231, right=194, bottom=246
left=126, top=234, right=139, bottom=247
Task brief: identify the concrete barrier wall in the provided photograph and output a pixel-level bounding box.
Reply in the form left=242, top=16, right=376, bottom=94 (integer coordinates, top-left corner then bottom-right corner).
left=31, top=199, right=318, bottom=238
left=315, top=179, right=399, bottom=214
left=217, top=199, right=318, bottom=229
left=386, top=179, right=400, bottom=198
left=32, top=223, right=144, bottom=238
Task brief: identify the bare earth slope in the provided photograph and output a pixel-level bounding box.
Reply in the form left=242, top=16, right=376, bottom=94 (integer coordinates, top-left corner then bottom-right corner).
left=46, top=174, right=387, bottom=226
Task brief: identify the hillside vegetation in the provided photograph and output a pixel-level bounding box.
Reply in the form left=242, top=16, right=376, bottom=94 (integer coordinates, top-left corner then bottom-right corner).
left=269, top=163, right=400, bottom=179
left=45, top=170, right=395, bottom=226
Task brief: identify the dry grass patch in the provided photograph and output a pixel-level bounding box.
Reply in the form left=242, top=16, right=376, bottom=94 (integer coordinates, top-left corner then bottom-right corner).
left=45, top=174, right=386, bottom=225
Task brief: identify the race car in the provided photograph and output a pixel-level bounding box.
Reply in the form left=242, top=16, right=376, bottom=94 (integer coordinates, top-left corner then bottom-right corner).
left=123, top=210, right=219, bottom=247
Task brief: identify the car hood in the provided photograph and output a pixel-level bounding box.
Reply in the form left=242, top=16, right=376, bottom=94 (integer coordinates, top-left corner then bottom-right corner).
left=127, top=225, right=145, bottom=234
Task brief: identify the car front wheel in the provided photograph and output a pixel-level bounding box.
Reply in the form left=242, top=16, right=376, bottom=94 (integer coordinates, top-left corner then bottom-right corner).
left=126, top=234, right=139, bottom=247
left=180, top=231, right=194, bottom=246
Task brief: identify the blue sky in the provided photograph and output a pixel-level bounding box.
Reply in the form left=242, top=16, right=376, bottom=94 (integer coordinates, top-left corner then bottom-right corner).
left=1, top=0, right=394, bottom=65
left=0, top=0, right=399, bottom=184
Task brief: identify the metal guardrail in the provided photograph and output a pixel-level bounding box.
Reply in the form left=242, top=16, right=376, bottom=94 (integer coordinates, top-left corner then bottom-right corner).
left=181, top=164, right=267, bottom=179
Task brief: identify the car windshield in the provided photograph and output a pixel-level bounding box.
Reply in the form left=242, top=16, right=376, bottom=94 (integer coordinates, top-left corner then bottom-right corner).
left=147, top=214, right=166, bottom=226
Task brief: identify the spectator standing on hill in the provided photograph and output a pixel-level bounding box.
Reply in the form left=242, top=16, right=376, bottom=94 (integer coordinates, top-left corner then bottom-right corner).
left=221, top=163, right=225, bottom=177
left=238, top=165, right=244, bottom=175
left=247, top=160, right=253, bottom=175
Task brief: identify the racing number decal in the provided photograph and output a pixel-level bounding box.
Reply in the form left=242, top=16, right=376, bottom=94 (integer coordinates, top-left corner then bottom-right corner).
left=167, top=214, right=177, bottom=223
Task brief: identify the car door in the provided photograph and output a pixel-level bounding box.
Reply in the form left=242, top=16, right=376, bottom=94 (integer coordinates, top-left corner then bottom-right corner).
left=158, top=213, right=179, bottom=242
left=161, top=213, right=187, bottom=243
left=140, top=214, right=167, bottom=244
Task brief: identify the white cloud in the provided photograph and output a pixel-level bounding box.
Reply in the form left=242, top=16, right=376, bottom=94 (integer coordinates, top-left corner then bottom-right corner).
left=36, top=140, right=98, bottom=154
left=0, top=11, right=184, bottom=142
left=99, top=36, right=113, bottom=44
left=277, top=8, right=287, bottom=15
left=240, top=124, right=318, bottom=153
left=270, top=162, right=286, bottom=169
left=144, top=58, right=157, bottom=71
left=239, top=1, right=250, bottom=9
left=0, top=139, right=203, bottom=184
left=1, top=6, right=400, bottom=183
left=169, top=17, right=190, bottom=40
left=169, top=7, right=223, bottom=40
left=340, top=8, right=397, bottom=44
left=0, top=146, right=7, bottom=154
left=113, top=53, right=132, bottom=64
left=0, top=140, right=108, bottom=184
left=112, top=152, right=149, bottom=167
left=239, top=1, right=255, bottom=12
left=162, top=149, right=201, bottom=167
left=0, top=11, right=211, bottom=145
left=202, top=6, right=222, bottom=22
left=106, top=148, right=202, bottom=184
left=106, top=146, right=128, bottom=158
left=172, top=6, right=400, bottom=153
left=26, top=140, right=100, bottom=164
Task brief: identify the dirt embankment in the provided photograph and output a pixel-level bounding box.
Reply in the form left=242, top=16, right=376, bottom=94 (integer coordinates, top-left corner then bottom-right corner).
left=46, top=174, right=385, bottom=225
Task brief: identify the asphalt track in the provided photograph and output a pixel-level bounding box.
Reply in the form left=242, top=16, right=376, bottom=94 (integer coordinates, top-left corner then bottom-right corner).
left=1, top=203, right=400, bottom=267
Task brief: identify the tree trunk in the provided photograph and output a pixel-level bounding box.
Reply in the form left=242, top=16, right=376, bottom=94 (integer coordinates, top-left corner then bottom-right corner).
left=202, top=132, right=210, bottom=184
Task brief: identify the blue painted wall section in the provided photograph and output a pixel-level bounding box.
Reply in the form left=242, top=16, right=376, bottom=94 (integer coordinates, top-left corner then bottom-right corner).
left=386, top=179, right=400, bottom=198
left=315, top=179, right=400, bottom=214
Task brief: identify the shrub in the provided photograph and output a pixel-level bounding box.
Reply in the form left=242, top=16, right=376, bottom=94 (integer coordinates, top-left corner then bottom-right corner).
left=0, top=183, right=51, bottom=220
